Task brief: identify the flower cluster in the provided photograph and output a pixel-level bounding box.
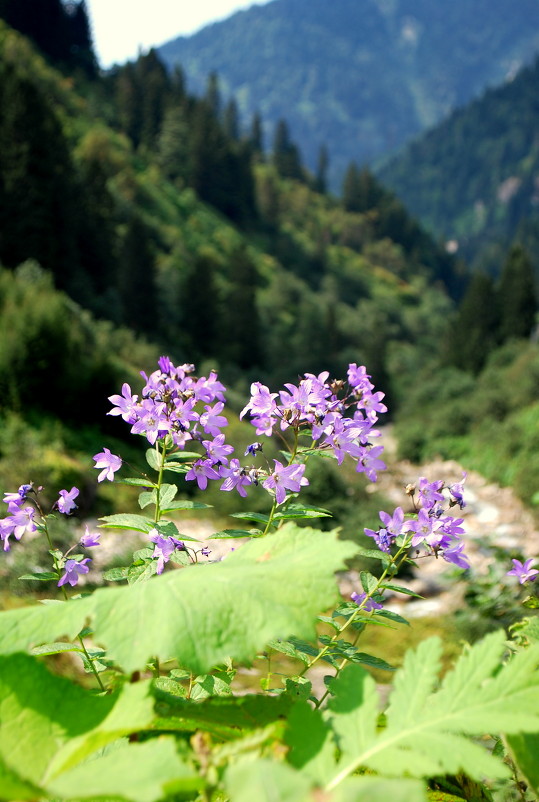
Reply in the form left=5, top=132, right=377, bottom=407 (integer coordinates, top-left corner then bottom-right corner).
left=100, top=358, right=388, bottom=509
left=0, top=484, right=37, bottom=552
left=108, top=357, right=227, bottom=450
left=365, top=477, right=470, bottom=570
left=240, top=363, right=387, bottom=482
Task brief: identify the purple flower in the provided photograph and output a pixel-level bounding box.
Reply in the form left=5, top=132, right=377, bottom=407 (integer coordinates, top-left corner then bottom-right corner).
left=3, top=484, right=33, bottom=507
left=449, top=472, right=467, bottom=509
left=351, top=591, right=383, bottom=611
left=149, top=530, right=179, bottom=574
left=417, top=477, right=445, bottom=510
left=262, top=460, right=308, bottom=505
left=58, top=558, right=90, bottom=587
left=441, top=540, right=470, bottom=570
left=203, top=434, right=234, bottom=465
left=93, top=448, right=122, bottom=482
left=507, top=558, right=539, bottom=585
left=185, top=459, right=220, bottom=490
left=0, top=506, right=37, bottom=551
left=56, top=487, right=79, bottom=515
left=108, top=383, right=139, bottom=424
left=245, top=442, right=263, bottom=456
left=219, top=459, right=252, bottom=497
left=80, top=525, right=101, bottom=548
left=199, top=402, right=228, bottom=437
left=357, top=445, right=386, bottom=482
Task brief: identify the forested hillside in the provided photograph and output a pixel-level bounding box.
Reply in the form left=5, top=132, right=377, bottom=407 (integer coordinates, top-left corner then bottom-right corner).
left=379, top=56, right=539, bottom=273
left=1, top=4, right=539, bottom=517
left=0, top=5, right=465, bottom=521
left=158, top=0, right=539, bottom=189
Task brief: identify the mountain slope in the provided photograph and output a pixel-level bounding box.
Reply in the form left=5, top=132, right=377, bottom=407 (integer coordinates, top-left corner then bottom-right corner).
left=378, top=55, right=539, bottom=270
left=158, top=0, right=539, bottom=190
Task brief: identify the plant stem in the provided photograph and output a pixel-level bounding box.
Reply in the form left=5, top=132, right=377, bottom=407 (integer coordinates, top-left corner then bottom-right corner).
left=301, top=543, right=412, bottom=678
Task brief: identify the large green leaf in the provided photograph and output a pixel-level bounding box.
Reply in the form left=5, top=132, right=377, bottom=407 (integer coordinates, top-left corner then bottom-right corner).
left=0, top=524, right=357, bottom=674
left=47, top=739, right=201, bottom=802
left=323, top=631, right=539, bottom=789
left=506, top=732, right=539, bottom=795
left=0, top=653, right=156, bottom=798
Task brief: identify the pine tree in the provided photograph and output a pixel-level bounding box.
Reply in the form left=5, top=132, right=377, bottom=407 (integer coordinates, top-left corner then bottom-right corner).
left=205, top=71, right=221, bottom=120
left=0, top=62, right=80, bottom=290
left=497, top=243, right=537, bottom=341
left=249, top=111, right=264, bottom=158
left=272, top=119, right=304, bottom=181
left=447, top=272, right=500, bottom=373
left=223, top=246, right=261, bottom=369
left=118, top=214, right=158, bottom=335
left=223, top=98, right=240, bottom=141
left=315, top=145, right=329, bottom=194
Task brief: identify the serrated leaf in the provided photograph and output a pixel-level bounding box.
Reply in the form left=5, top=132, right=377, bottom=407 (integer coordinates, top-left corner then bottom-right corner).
left=160, top=463, right=189, bottom=474
left=354, top=546, right=392, bottom=566
left=30, top=642, right=83, bottom=657
left=375, top=609, right=410, bottom=626
left=47, top=738, right=200, bottom=802
left=231, top=511, right=270, bottom=524
left=332, top=777, right=426, bottom=802
left=210, top=529, right=254, bottom=539
left=165, top=451, right=202, bottom=462
left=285, top=700, right=337, bottom=785
left=321, top=634, right=539, bottom=790
left=99, top=513, right=155, bottom=533
left=119, top=478, right=156, bottom=488
left=102, top=566, right=129, bottom=581
left=381, top=583, right=424, bottom=598
left=138, top=490, right=155, bottom=509
left=506, top=732, right=539, bottom=795
left=224, top=758, right=313, bottom=802
left=161, top=500, right=212, bottom=512
left=0, top=653, right=156, bottom=796
left=153, top=692, right=292, bottom=739
left=273, top=504, right=332, bottom=520
left=145, top=447, right=161, bottom=471
left=0, top=525, right=357, bottom=675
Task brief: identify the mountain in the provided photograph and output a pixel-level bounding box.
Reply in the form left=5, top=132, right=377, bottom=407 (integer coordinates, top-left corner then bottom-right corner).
left=158, top=0, right=539, bottom=191
left=378, top=55, right=539, bottom=271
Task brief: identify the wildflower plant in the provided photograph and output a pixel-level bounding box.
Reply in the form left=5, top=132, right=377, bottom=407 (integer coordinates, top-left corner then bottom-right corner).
left=0, top=357, right=538, bottom=802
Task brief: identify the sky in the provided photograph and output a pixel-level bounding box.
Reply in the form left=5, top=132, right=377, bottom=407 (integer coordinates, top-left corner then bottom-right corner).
left=86, top=0, right=273, bottom=68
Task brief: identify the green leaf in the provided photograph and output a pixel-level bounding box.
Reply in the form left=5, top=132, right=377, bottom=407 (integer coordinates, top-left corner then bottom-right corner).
left=332, top=777, right=427, bottom=802
left=506, top=732, right=539, bottom=795
left=102, top=566, right=130, bottom=581
left=145, top=447, right=161, bottom=471
left=231, top=511, right=270, bottom=524
left=161, top=463, right=189, bottom=474
left=165, top=451, right=202, bottom=462
left=375, top=609, right=410, bottom=626
left=153, top=692, right=292, bottom=739
left=99, top=513, right=155, bottom=533
left=381, top=583, right=424, bottom=598
left=47, top=738, right=201, bottom=802
left=119, top=477, right=157, bottom=488
left=354, top=546, right=392, bottom=566
left=30, top=642, right=83, bottom=656
left=160, top=500, right=212, bottom=512
left=18, top=571, right=58, bottom=581
left=0, top=524, right=357, bottom=675
left=323, top=633, right=539, bottom=789
left=210, top=529, right=256, bottom=539
left=0, top=653, right=156, bottom=797
left=273, top=504, right=332, bottom=520
left=224, top=758, right=313, bottom=802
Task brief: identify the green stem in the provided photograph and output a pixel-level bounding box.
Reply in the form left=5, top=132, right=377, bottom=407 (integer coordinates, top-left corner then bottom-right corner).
left=314, top=627, right=362, bottom=709
left=153, top=440, right=168, bottom=525
left=43, top=519, right=107, bottom=692
left=301, top=542, right=412, bottom=678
